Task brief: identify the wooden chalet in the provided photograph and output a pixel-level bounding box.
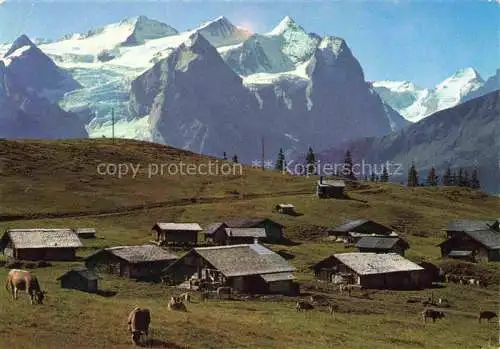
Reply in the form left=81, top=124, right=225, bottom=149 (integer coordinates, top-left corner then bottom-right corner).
left=316, top=178, right=345, bottom=198
left=162, top=244, right=297, bottom=295
left=152, top=223, right=202, bottom=246
left=85, top=245, right=178, bottom=280
left=355, top=236, right=409, bottom=256
left=311, top=252, right=429, bottom=289
left=0, top=229, right=83, bottom=261
left=224, top=217, right=284, bottom=242
left=57, top=266, right=98, bottom=293
left=439, top=219, right=500, bottom=262
left=327, top=219, right=396, bottom=243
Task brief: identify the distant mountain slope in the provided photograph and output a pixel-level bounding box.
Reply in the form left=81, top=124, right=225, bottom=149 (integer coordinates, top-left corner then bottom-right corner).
left=0, top=36, right=87, bottom=139
left=317, top=91, right=500, bottom=194
left=373, top=68, right=495, bottom=122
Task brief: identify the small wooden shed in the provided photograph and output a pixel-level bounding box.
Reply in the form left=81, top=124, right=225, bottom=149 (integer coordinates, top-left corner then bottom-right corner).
left=355, top=236, right=409, bottom=256
left=57, top=266, right=98, bottom=293
left=275, top=204, right=296, bottom=215
left=73, top=228, right=96, bottom=239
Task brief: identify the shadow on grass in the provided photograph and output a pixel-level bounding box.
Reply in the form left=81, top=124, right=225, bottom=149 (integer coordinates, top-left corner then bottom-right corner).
left=278, top=238, right=301, bottom=246
left=275, top=250, right=295, bottom=260
left=144, top=338, right=187, bottom=348
left=96, top=289, right=117, bottom=297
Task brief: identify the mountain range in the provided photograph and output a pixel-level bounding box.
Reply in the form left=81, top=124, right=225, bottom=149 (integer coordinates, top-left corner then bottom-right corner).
left=372, top=68, right=499, bottom=122
left=0, top=15, right=498, bottom=184
left=1, top=15, right=408, bottom=161
left=317, top=91, right=500, bottom=194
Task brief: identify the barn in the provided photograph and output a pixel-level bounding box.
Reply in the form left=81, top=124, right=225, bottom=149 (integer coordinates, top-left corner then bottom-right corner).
left=152, top=223, right=202, bottom=246
left=85, top=245, right=178, bottom=280
left=0, top=229, right=83, bottom=261
left=162, top=244, right=297, bottom=295
left=327, top=219, right=396, bottom=243
left=316, top=178, right=345, bottom=198
left=311, top=252, right=428, bottom=289
left=206, top=224, right=266, bottom=246
left=355, top=236, right=409, bottom=256
left=57, top=266, right=98, bottom=293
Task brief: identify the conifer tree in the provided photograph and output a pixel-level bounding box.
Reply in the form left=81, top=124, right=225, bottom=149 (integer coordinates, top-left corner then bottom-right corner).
left=305, top=147, right=316, bottom=175
left=370, top=172, right=376, bottom=182
left=232, top=154, right=238, bottom=163
left=470, top=168, right=480, bottom=189
left=407, top=162, right=419, bottom=187
left=380, top=165, right=389, bottom=182
left=223, top=152, right=227, bottom=161
left=442, top=167, right=452, bottom=186
left=342, top=150, right=355, bottom=179
left=427, top=167, right=438, bottom=186
left=275, top=148, right=285, bottom=172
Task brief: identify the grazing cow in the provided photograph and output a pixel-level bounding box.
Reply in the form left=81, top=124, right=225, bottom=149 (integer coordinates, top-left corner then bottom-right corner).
left=468, top=278, right=476, bottom=286
left=127, top=307, right=151, bottom=346
left=296, top=299, right=314, bottom=312
left=478, top=311, right=498, bottom=323
left=216, top=287, right=232, bottom=300
left=422, top=309, right=445, bottom=323
left=179, top=292, right=191, bottom=303
left=327, top=303, right=338, bottom=317
left=200, top=290, right=210, bottom=302
left=168, top=296, right=187, bottom=312
left=5, top=269, right=46, bottom=305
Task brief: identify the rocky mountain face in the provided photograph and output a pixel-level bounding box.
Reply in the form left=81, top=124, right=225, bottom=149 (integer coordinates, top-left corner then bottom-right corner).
left=317, top=91, right=500, bottom=194
left=0, top=36, right=87, bottom=139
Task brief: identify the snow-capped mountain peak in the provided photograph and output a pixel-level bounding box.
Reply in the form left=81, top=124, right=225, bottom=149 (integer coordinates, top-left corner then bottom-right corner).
left=5, top=34, right=34, bottom=57
left=373, top=66, right=489, bottom=122
left=195, top=16, right=251, bottom=47
left=267, top=16, right=300, bottom=36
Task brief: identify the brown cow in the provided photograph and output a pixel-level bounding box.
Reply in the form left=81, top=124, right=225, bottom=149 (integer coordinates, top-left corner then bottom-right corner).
left=422, top=309, right=445, bottom=323
left=478, top=311, right=498, bottom=323
left=5, top=269, right=45, bottom=305
left=127, top=307, right=151, bottom=346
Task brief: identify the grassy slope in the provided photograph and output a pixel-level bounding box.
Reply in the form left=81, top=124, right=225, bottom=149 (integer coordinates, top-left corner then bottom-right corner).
left=0, top=139, right=499, bottom=349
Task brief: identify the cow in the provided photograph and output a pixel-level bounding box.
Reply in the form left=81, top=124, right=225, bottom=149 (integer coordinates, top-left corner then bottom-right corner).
left=216, top=287, right=232, bottom=300
left=179, top=292, right=191, bottom=303
left=5, top=269, right=46, bottom=305
left=478, top=311, right=498, bottom=323
left=200, top=290, right=210, bottom=302
left=127, top=307, right=151, bottom=346
left=168, top=296, right=187, bottom=312
left=422, top=309, right=445, bottom=323
left=327, top=303, right=338, bottom=317
left=296, top=299, right=314, bottom=312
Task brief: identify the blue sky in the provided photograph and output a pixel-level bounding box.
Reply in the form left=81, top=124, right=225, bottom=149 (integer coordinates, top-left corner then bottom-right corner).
left=0, top=0, right=498, bottom=87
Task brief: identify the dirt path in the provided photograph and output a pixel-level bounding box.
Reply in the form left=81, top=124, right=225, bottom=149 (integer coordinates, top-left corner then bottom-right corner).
left=0, top=190, right=314, bottom=222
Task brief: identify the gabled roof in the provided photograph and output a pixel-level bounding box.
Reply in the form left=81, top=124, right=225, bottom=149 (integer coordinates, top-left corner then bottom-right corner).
left=74, top=228, right=96, bottom=234
left=355, top=237, right=408, bottom=250
left=205, top=222, right=227, bottom=236
left=439, top=230, right=500, bottom=250
left=225, top=228, right=267, bottom=238
left=330, top=253, right=423, bottom=275
left=153, top=223, right=202, bottom=231
left=0, top=229, right=83, bottom=249
left=463, top=230, right=500, bottom=249
left=444, top=219, right=497, bottom=232
left=87, top=245, right=178, bottom=264
left=330, top=219, right=392, bottom=234
left=57, top=266, right=98, bottom=281
left=168, top=244, right=294, bottom=278
left=225, top=217, right=283, bottom=228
